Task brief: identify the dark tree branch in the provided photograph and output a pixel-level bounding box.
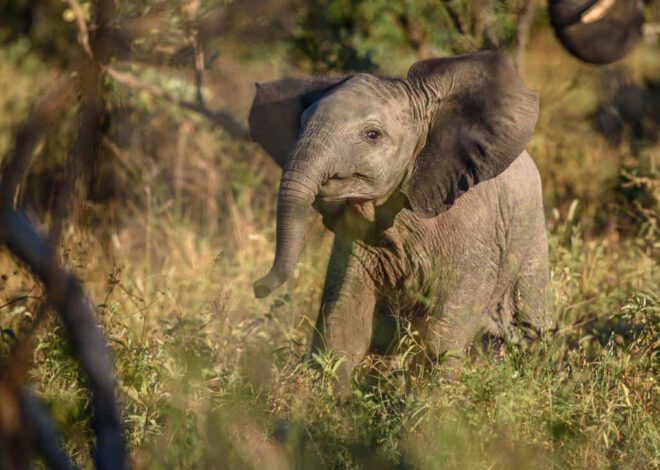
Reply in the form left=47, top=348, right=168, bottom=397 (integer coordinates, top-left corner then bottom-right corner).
left=21, top=388, right=77, bottom=470
left=48, top=65, right=104, bottom=247
left=64, top=0, right=93, bottom=58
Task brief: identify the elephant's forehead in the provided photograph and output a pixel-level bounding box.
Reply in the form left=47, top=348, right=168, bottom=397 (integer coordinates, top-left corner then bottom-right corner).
left=337, top=75, right=404, bottom=102
left=314, top=75, right=407, bottom=119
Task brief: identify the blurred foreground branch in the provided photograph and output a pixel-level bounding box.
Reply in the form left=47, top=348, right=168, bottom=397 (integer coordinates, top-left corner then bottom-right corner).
left=64, top=0, right=93, bottom=58
left=21, top=388, right=77, bottom=469
left=0, top=208, right=127, bottom=469
left=0, top=300, right=70, bottom=469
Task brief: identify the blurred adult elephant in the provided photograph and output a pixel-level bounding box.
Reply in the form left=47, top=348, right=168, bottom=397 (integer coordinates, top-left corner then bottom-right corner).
left=549, top=0, right=645, bottom=64
left=249, top=51, right=553, bottom=394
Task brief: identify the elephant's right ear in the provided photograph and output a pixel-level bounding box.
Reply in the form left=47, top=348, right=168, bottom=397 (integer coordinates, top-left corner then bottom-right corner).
left=402, top=51, right=539, bottom=218
left=248, top=76, right=349, bottom=168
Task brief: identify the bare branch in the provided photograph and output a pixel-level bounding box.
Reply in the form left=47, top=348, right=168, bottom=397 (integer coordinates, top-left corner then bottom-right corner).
left=182, top=0, right=206, bottom=109
left=0, top=1, right=126, bottom=467
left=64, top=0, right=93, bottom=58
left=0, top=77, right=76, bottom=208
left=515, top=0, right=535, bottom=68
left=106, top=66, right=248, bottom=140
left=442, top=1, right=466, bottom=36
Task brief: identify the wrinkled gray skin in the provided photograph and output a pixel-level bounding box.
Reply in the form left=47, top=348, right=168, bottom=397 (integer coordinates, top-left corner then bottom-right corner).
left=249, top=51, right=553, bottom=395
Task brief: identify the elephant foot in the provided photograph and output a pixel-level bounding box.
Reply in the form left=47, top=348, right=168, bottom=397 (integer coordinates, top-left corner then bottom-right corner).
left=434, top=352, right=464, bottom=384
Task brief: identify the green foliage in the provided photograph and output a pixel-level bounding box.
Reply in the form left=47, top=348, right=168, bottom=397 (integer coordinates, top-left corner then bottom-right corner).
left=2, top=185, right=652, bottom=468
left=0, top=0, right=77, bottom=64
left=292, top=0, right=524, bottom=73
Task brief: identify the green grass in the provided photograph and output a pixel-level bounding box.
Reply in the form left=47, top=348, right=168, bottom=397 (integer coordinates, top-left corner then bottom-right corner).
left=1, top=193, right=655, bottom=469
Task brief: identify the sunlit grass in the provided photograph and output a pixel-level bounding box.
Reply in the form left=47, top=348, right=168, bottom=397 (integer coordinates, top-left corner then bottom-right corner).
left=1, top=191, right=655, bottom=468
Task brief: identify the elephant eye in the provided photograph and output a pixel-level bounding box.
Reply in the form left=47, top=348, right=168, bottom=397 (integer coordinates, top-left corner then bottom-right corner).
left=365, top=129, right=382, bottom=142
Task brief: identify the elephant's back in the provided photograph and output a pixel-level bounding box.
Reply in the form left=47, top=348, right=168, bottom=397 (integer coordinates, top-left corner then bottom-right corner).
left=492, top=150, right=547, bottom=247
left=495, top=150, right=544, bottom=206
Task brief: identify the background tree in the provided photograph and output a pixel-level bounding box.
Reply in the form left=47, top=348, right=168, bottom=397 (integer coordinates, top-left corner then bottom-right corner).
left=291, top=0, right=534, bottom=73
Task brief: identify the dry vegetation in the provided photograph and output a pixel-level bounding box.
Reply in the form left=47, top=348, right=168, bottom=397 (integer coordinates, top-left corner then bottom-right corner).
left=0, top=1, right=658, bottom=468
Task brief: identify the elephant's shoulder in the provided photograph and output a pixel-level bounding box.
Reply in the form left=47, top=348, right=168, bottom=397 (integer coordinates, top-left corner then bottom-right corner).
left=447, top=150, right=541, bottom=213
left=497, top=151, right=543, bottom=194
left=493, top=150, right=544, bottom=218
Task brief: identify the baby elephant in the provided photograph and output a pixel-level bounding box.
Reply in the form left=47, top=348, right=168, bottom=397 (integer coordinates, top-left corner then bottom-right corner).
left=250, top=51, right=553, bottom=392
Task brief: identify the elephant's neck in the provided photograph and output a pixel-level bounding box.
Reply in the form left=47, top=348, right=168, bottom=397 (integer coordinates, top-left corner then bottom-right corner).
left=323, top=192, right=409, bottom=245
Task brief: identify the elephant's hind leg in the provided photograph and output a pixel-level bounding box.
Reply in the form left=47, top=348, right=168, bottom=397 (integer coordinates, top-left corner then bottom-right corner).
left=421, top=290, right=492, bottom=377
left=512, top=245, right=553, bottom=343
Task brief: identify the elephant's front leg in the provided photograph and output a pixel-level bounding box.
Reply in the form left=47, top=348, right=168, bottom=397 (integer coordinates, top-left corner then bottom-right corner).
left=311, top=238, right=377, bottom=398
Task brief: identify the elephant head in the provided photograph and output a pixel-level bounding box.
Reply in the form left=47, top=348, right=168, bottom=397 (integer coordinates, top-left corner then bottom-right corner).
left=549, top=0, right=645, bottom=64
left=249, top=51, right=539, bottom=298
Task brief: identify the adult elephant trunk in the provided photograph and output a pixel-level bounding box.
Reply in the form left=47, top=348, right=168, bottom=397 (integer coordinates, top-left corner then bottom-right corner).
left=254, top=156, right=326, bottom=298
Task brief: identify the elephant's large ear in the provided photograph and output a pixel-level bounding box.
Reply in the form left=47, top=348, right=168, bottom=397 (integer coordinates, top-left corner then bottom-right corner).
left=248, top=76, right=348, bottom=168
left=549, top=0, right=644, bottom=65
left=402, top=51, right=539, bottom=217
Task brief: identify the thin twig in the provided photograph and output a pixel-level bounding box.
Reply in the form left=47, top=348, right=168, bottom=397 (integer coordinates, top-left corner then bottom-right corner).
left=64, top=0, right=93, bottom=58
left=0, top=294, right=42, bottom=311
left=183, top=0, right=206, bottom=109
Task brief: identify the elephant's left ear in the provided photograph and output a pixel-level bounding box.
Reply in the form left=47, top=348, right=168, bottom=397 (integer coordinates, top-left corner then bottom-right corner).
left=402, top=51, right=539, bottom=218
left=248, top=76, right=348, bottom=168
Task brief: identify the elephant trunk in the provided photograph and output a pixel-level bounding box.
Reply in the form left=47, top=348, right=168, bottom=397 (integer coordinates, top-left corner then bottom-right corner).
left=254, top=157, right=325, bottom=298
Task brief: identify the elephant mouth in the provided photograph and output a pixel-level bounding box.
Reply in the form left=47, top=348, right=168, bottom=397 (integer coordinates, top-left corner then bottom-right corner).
left=317, top=193, right=371, bottom=203
left=318, top=172, right=374, bottom=201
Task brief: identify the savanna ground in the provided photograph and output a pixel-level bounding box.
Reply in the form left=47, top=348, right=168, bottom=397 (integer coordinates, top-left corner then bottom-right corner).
left=0, top=1, right=658, bottom=468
